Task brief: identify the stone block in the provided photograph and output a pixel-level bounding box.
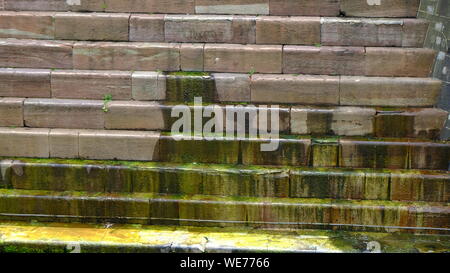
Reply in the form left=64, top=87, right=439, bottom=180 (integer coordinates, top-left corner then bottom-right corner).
left=105, top=101, right=167, bottom=130
left=256, top=16, right=320, bottom=45
left=0, top=68, right=51, bottom=98
left=49, top=129, right=79, bottom=158
left=0, top=127, right=49, bottom=157
left=132, top=71, right=166, bottom=101
left=0, top=11, right=54, bottom=39
left=0, top=97, right=24, bottom=127
left=129, top=14, right=165, bottom=42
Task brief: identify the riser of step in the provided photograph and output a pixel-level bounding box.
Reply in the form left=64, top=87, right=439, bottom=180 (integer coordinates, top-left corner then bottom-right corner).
left=0, top=128, right=448, bottom=170
left=1, top=159, right=448, bottom=203
left=0, top=12, right=428, bottom=47
left=0, top=39, right=436, bottom=76
left=2, top=0, right=420, bottom=17
left=1, top=98, right=447, bottom=139
left=0, top=189, right=447, bottom=233
left=0, top=69, right=443, bottom=107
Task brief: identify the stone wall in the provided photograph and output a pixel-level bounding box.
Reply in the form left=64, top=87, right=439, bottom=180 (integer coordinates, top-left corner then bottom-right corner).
left=418, top=0, right=450, bottom=139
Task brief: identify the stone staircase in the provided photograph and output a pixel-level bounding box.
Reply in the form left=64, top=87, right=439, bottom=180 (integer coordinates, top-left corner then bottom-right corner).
left=0, top=0, right=449, bottom=252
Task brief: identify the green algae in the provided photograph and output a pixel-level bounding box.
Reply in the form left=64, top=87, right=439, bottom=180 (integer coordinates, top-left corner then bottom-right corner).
left=166, top=72, right=216, bottom=102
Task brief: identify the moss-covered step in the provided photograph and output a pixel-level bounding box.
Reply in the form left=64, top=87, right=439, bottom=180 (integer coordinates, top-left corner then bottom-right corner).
left=0, top=221, right=449, bottom=253
left=1, top=158, right=448, bottom=202
left=0, top=127, right=449, bottom=170
left=0, top=189, right=448, bottom=233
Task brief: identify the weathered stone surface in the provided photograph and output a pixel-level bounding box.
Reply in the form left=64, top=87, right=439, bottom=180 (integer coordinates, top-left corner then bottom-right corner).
left=51, top=70, right=132, bottom=100
left=0, top=98, right=24, bottom=127
left=73, top=42, right=180, bottom=71
left=165, top=15, right=255, bottom=44
left=195, top=0, right=269, bottom=15
left=104, top=0, right=195, bottom=13
left=291, top=107, right=375, bottom=136
left=269, top=0, right=340, bottom=16
left=312, top=141, right=339, bottom=167
left=402, top=19, right=429, bottom=47
left=340, top=77, right=442, bottom=107
left=283, top=46, right=365, bottom=75
left=0, top=68, right=51, bottom=98
left=410, top=142, right=450, bottom=171
left=180, top=43, right=204, bottom=71
left=241, top=138, right=311, bottom=166
left=129, top=14, right=165, bottom=42
left=340, top=0, right=420, bottom=17
left=4, top=0, right=105, bottom=12
left=0, top=11, right=54, bottom=39
left=204, top=44, right=282, bottom=73
left=166, top=72, right=216, bottom=102
left=0, top=127, right=49, bottom=157
left=0, top=39, right=73, bottom=69
left=251, top=74, right=339, bottom=104
left=24, top=98, right=104, bottom=129
left=105, top=101, right=167, bottom=130
left=132, top=71, right=166, bottom=101
left=321, top=18, right=403, bottom=46
left=256, top=16, right=320, bottom=45
left=365, top=47, right=436, bottom=77
left=55, top=13, right=129, bottom=41
left=339, top=140, right=410, bottom=169
left=49, top=129, right=79, bottom=158
left=214, top=73, right=250, bottom=102
left=79, top=130, right=160, bottom=161
left=159, top=136, right=240, bottom=164
left=374, top=108, right=448, bottom=139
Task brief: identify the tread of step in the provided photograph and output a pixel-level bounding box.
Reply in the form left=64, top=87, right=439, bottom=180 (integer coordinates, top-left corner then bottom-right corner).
left=0, top=39, right=436, bottom=76
left=0, top=127, right=448, bottom=170
left=1, top=221, right=449, bottom=253
left=1, top=158, right=448, bottom=202
left=1, top=0, right=421, bottom=17
left=0, top=189, right=448, bottom=233
left=0, top=11, right=428, bottom=47
left=1, top=221, right=448, bottom=253
left=0, top=68, right=443, bottom=107
left=1, top=97, right=447, bottom=139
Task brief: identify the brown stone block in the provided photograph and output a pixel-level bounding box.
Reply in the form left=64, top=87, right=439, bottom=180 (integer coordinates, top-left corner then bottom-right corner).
left=49, top=128, right=79, bottom=159
left=180, top=43, right=204, bottom=71
left=129, top=14, right=165, bottom=42
left=0, top=68, right=51, bottom=98
left=0, top=97, right=24, bottom=127
left=104, top=0, right=195, bottom=13
left=0, top=11, right=54, bottom=39
left=256, top=16, right=320, bottom=45
left=195, top=0, right=269, bottom=15
left=105, top=101, right=167, bottom=130
left=340, top=0, right=420, bottom=17
left=0, top=127, right=49, bottom=157
left=269, top=0, right=340, bottom=16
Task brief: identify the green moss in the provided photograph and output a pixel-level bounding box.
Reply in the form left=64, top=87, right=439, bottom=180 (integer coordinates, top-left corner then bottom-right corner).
left=0, top=244, right=67, bottom=253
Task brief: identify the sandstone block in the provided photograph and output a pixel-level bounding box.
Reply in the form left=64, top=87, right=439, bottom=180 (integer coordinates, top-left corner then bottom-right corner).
left=269, top=0, right=340, bottom=16
left=340, top=0, right=420, bottom=17
left=49, top=129, right=79, bottom=158
left=256, top=16, right=320, bottom=45
left=180, top=43, right=204, bottom=71
left=129, top=14, right=165, bottom=42
left=104, top=101, right=167, bottom=130
left=132, top=71, right=166, bottom=101
left=214, top=73, right=250, bottom=102
left=195, top=0, right=269, bottom=15
left=0, top=127, right=49, bottom=157
left=0, top=97, right=24, bottom=126
left=0, top=68, right=51, bottom=97
left=0, top=11, right=54, bottom=39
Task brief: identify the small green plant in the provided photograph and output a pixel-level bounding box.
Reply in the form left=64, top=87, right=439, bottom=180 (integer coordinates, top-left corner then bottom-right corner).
left=101, top=3, right=108, bottom=10
left=248, top=67, right=256, bottom=76
left=314, top=43, right=322, bottom=47
left=102, top=94, right=113, bottom=113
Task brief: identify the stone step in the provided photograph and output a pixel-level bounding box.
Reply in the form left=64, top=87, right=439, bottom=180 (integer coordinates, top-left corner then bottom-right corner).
left=1, top=158, right=448, bottom=203
left=0, top=68, right=443, bottom=107
left=0, top=39, right=436, bottom=76
left=0, top=189, right=447, bottom=233
left=0, top=128, right=448, bottom=170
left=2, top=0, right=420, bottom=17
left=0, top=221, right=449, bottom=253
left=1, top=97, right=447, bottom=139
left=0, top=11, right=428, bottom=47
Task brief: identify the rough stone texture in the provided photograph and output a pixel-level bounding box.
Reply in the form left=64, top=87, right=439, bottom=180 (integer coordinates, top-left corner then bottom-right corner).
left=214, top=73, right=250, bottom=102
left=390, top=172, right=449, bottom=203
left=340, top=77, right=442, bottom=107
left=55, top=13, right=129, bottom=41
left=410, top=142, right=450, bottom=171
left=291, top=107, right=375, bottom=136
left=165, top=15, right=255, bottom=44
left=283, top=46, right=365, bottom=75
left=195, top=0, right=269, bottom=15
left=105, top=101, right=167, bottom=130
left=256, top=16, right=320, bottom=45
left=0, top=97, right=24, bottom=127
left=49, top=129, right=79, bottom=158
left=270, top=0, right=340, bottom=16
left=129, top=14, right=165, bottom=42
left=321, top=18, right=403, bottom=47
left=4, top=0, right=105, bottom=12
left=402, top=19, right=429, bottom=47
left=0, top=39, right=73, bottom=69
left=51, top=70, right=132, bottom=100
left=204, top=44, right=282, bottom=73
left=251, top=74, right=339, bottom=104
left=79, top=130, right=160, bottom=161
left=365, top=47, right=436, bottom=77
left=340, top=0, right=420, bottom=17
left=180, top=43, right=204, bottom=71
left=0, top=11, right=54, bottom=39
left=0, top=68, right=51, bottom=98
left=73, top=42, right=180, bottom=71
left=104, top=0, right=195, bottom=13
left=23, top=98, right=105, bottom=129
left=0, top=127, right=49, bottom=158
left=132, top=71, right=166, bottom=101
